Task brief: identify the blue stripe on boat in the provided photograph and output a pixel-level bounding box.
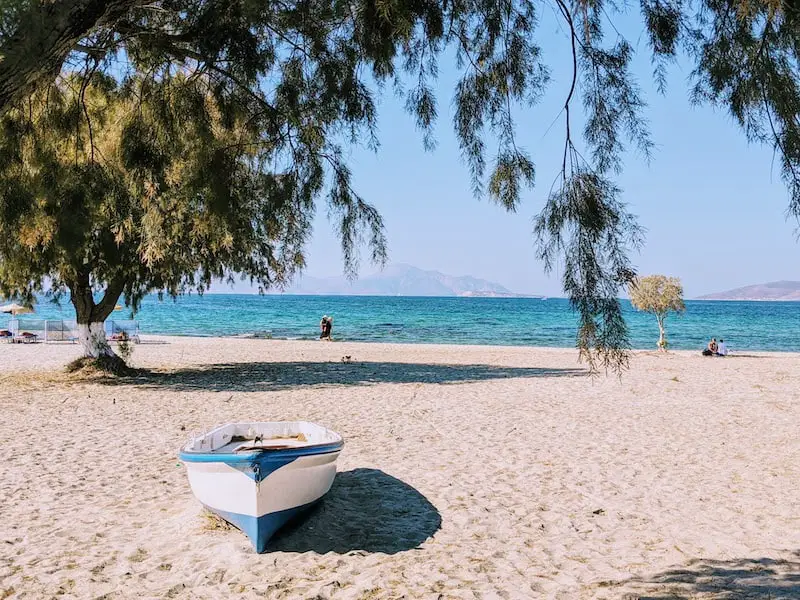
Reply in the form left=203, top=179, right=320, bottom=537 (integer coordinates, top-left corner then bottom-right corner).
left=227, top=454, right=298, bottom=482
left=208, top=501, right=320, bottom=553
left=179, top=441, right=343, bottom=464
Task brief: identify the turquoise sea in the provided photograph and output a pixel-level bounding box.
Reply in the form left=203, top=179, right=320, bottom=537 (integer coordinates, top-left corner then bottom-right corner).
left=3, top=294, right=800, bottom=352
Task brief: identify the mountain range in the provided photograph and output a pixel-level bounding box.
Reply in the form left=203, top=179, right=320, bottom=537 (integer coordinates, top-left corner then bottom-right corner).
left=698, top=281, right=800, bottom=301
left=284, top=264, right=537, bottom=297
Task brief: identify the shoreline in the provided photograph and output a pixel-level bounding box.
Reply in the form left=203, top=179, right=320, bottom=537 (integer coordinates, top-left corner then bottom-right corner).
left=227, top=335, right=800, bottom=355
left=1, top=334, right=796, bottom=366
left=149, top=334, right=800, bottom=357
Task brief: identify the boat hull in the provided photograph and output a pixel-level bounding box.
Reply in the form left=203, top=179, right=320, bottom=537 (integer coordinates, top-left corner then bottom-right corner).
left=180, top=423, right=343, bottom=552
left=209, top=500, right=320, bottom=553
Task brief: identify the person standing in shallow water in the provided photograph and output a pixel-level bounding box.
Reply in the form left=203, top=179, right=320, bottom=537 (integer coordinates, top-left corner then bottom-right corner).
left=320, top=316, right=333, bottom=340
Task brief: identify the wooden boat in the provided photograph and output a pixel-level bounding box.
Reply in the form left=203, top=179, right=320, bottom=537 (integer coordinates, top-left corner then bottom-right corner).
left=179, top=421, right=343, bottom=552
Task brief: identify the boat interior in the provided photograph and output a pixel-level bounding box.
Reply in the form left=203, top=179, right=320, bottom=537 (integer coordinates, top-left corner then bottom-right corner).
left=184, top=421, right=342, bottom=454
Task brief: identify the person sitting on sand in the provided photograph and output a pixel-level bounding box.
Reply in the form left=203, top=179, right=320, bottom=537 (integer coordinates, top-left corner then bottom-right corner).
left=319, top=316, right=333, bottom=341
left=716, top=339, right=728, bottom=356
left=702, top=338, right=716, bottom=356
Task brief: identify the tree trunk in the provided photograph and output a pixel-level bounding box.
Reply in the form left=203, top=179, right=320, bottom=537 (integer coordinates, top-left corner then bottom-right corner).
left=76, top=321, right=114, bottom=358
left=69, top=274, right=125, bottom=359
left=656, top=315, right=666, bottom=351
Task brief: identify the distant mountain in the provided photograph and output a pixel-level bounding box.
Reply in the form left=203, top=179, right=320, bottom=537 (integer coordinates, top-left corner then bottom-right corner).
left=285, top=264, right=538, bottom=297
left=698, top=280, right=800, bottom=301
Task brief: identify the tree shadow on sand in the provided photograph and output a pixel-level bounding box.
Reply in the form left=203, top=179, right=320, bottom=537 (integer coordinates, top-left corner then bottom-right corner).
left=106, top=361, right=585, bottom=391
left=613, top=554, right=800, bottom=599
left=267, top=468, right=441, bottom=554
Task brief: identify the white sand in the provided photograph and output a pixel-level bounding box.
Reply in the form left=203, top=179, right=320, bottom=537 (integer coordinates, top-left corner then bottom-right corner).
left=1, top=337, right=799, bottom=599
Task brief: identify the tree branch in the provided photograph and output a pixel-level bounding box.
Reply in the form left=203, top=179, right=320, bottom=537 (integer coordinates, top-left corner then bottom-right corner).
left=0, top=0, right=139, bottom=115
left=95, top=276, right=126, bottom=321
left=555, top=0, right=578, bottom=176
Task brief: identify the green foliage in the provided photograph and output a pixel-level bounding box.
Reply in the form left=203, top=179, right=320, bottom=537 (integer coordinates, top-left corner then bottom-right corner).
left=536, top=170, right=642, bottom=370
left=629, top=275, right=686, bottom=316
left=0, top=0, right=26, bottom=39
left=0, top=72, right=355, bottom=320
left=2, top=0, right=800, bottom=370
left=116, top=335, right=133, bottom=362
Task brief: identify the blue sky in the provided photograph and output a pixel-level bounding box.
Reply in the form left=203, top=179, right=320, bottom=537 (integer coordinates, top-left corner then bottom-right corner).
left=240, top=8, right=799, bottom=298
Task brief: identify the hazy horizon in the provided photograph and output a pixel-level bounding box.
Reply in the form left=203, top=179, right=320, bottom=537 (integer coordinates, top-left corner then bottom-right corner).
left=206, top=264, right=800, bottom=299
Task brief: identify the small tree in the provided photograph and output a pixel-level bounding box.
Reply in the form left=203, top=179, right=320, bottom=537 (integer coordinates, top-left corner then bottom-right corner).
left=628, top=275, right=685, bottom=351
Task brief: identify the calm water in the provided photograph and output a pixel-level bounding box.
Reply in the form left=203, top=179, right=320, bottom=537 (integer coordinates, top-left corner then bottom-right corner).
left=4, top=295, right=800, bottom=352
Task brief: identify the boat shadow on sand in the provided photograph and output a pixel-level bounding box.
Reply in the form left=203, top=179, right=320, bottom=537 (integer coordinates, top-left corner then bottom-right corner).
left=113, top=361, right=585, bottom=392
left=266, top=468, right=441, bottom=554
left=606, top=554, right=800, bottom=599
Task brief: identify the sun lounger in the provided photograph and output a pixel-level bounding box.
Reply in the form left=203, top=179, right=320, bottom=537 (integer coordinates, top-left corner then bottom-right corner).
left=107, top=320, right=141, bottom=344
left=14, top=332, right=38, bottom=344
left=109, top=331, right=140, bottom=344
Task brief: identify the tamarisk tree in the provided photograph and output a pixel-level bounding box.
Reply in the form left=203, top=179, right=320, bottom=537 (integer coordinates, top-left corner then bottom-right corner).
left=629, top=275, right=685, bottom=350
left=1, top=0, right=800, bottom=370
left=0, top=72, right=383, bottom=357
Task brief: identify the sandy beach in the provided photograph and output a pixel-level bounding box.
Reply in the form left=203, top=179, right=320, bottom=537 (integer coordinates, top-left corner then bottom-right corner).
left=1, top=337, right=799, bottom=599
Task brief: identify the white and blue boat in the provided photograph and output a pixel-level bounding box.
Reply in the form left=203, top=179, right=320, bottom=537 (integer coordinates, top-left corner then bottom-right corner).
left=179, top=421, right=344, bottom=552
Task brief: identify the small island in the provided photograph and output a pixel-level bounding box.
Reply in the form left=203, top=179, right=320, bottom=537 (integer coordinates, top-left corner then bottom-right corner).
left=697, top=280, right=800, bottom=301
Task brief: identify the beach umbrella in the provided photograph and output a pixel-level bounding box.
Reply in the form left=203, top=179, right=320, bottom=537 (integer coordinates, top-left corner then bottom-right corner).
left=0, top=303, right=34, bottom=316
